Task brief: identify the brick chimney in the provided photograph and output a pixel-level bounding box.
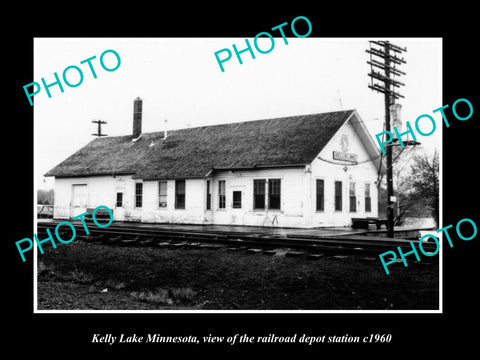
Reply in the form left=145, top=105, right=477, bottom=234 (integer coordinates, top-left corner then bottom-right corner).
left=132, top=97, right=142, bottom=139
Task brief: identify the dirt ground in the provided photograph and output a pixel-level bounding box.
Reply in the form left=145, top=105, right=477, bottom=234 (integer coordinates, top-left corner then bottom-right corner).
left=36, top=240, right=439, bottom=311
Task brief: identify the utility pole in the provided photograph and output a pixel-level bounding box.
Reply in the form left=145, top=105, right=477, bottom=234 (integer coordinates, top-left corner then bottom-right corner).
left=92, top=120, right=108, bottom=137
left=366, top=41, right=407, bottom=238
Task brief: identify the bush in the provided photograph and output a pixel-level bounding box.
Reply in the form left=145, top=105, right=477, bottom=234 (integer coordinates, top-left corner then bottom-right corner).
left=37, top=261, right=54, bottom=277
left=68, top=269, right=94, bottom=284
left=130, top=287, right=196, bottom=305
left=130, top=289, right=173, bottom=305
left=171, top=287, right=196, bottom=302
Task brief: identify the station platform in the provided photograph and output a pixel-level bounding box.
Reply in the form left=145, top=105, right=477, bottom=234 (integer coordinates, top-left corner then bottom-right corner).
left=38, top=218, right=435, bottom=240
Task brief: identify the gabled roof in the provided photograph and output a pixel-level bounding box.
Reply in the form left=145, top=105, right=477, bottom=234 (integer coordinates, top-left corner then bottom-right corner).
left=45, top=110, right=373, bottom=180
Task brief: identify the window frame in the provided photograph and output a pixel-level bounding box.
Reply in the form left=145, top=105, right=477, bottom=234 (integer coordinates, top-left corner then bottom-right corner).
left=334, top=180, right=342, bottom=212
left=232, top=190, right=242, bottom=209
left=349, top=182, right=356, bottom=212
left=135, top=182, right=143, bottom=208
left=158, top=180, right=168, bottom=209
left=316, top=179, right=324, bottom=212
left=253, top=179, right=266, bottom=210
left=218, top=180, right=226, bottom=209
left=268, top=179, right=281, bottom=210
left=206, top=180, right=212, bottom=210
left=365, top=183, right=372, bottom=212
left=116, top=192, right=123, bottom=208
left=175, top=179, right=186, bottom=210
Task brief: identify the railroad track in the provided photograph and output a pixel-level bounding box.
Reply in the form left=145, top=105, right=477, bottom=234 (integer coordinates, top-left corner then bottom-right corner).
left=36, top=221, right=438, bottom=258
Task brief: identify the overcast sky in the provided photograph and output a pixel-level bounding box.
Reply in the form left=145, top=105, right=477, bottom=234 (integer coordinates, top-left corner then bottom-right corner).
left=34, top=37, right=442, bottom=190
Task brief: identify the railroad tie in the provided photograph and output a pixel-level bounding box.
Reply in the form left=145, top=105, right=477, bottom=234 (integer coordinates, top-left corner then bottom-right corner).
left=263, top=249, right=277, bottom=256
left=139, top=237, right=154, bottom=246
left=169, top=241, right=188, bottom=249
left=184, top=242, right=201, bottom=249
left=285, top=251, right=304, bottom=258
left=157, top=241, right=172, bottom=247
left=358, top=256, right=376, bottom=262
left=246, top=248, right=263, bottom=254
left=306, top=253, right=324, bottom=260
left=120, top=236, right=140, bottom=246
left=227, top=246, right=245, bottom=251
left=104, top=235, right=122, bottom=244
left=197, top=244, right=223, bottom=249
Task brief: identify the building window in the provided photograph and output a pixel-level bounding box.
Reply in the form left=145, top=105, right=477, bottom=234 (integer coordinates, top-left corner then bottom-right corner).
left=316, top=179, right=324, bottom=211
left=232, top=191, right=242, bottom=208
left=158, top=181, right=167, bottom=208
left=365, top=183, right=372, bottom=212
left=135, top=183, right=142, bottom=208
left=218, top=180, right=226, bottom=209
left=175, top=180, right=185, bottom=209
left=206, top=180, right=212, bottom=210
left=349, top=182, right=356, bottom=212
left=72, top=184, right=88, bottom=208
left=268, top=179, right=281, bottom=210
left=334, top=181, right=342, bottom=211
left=254, top=179, right=266, bottom=209
left=116, top=192, right=123, bottom=207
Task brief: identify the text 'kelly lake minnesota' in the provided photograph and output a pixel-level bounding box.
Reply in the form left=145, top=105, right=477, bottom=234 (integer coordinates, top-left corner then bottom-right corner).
left=92, top=333, right=200, bottom=345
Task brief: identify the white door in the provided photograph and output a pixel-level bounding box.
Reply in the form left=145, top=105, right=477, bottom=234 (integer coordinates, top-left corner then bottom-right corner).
left=230, top=189, right=245, bottom=225
left=71, top=184, right=88, bottom=218
left=115, top=190, right=125, bottom=221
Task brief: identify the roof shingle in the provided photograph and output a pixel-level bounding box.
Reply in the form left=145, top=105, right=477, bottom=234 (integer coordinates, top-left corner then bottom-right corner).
left=45, top=110, right=355, bottom=179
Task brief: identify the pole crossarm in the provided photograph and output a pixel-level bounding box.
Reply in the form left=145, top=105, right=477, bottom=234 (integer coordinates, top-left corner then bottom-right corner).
left=368, top=71, right=405, bottom=87
left=368, top=84, right=404, bottom=99
left=370, top=40, right=407, bottom=53
left=367, top=59, right=406, bottom=76
left=366, top=48, right=406, bottom=65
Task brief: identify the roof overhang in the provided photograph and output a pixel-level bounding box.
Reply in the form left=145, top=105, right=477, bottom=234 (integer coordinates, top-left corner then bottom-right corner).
left=46, top=171, right=136, bottom=178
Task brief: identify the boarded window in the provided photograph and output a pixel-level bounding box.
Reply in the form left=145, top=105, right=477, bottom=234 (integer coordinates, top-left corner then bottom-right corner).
left=335, top=181, right=342, bottom=211
left=349, top=182, right=356, bottom=212
left=268, top=179, right=281, bottom=210
left=219, top=180, right=226, bottom=209
left=232, top=191, right=242, bottom=208
left=158, top=181, right=167, bottom=208
left=135, top=183, right=143, bottom=208
left=316, top=179, right=324, bottom=211
left=365, top=183, right=372, bottom=212
left=72, top=184, right=88, bottom=208
left=253, top=179, right=266, bottom=209
left=175, top=180, right=185, bottom=209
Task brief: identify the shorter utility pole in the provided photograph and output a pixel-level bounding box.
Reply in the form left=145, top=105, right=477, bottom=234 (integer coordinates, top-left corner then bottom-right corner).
left=92, top=120, right=108, bottom=137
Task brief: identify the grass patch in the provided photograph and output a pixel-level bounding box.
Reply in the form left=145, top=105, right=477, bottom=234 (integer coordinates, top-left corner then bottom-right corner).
left=171, top=287, right=197, bottom=302
left=130, top=289, right=173, bottom=305
left=67, top=268, right=94, bottom=284
left=37, top=241, right=439, bottom=310
left=38, top=262, right=94, bottom=284
left=130, top=287, right=197, bottom=305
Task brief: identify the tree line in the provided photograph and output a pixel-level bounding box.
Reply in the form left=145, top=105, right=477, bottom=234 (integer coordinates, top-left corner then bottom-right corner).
left=378, top=147, right=439, bottom=227
left=38, top=189, right=54, bottom=205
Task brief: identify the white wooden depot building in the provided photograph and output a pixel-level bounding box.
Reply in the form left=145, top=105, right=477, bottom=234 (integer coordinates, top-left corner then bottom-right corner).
left=45, top=98, right=384, bottom=228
